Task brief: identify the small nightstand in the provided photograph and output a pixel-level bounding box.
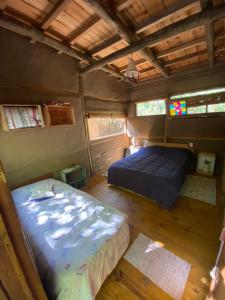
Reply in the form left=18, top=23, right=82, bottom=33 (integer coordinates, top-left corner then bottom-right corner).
left=60, top=165, right=86, bottom=188
left=196, top=152, right=216, bottom=176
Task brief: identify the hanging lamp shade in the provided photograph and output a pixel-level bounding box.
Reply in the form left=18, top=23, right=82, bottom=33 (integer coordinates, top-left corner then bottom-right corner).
left=124, top=58, right=139, bottom=80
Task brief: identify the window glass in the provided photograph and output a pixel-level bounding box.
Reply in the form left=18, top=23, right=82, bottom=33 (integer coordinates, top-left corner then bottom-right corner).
left=207, top=103, right=225, bottom=113
left=136, top=100, right=166, bottom=116
left=88, top=118, right=126, bottom=140
left=170, top=101, right=187, bottom=116
left=187, top=105, right=206, bottom=114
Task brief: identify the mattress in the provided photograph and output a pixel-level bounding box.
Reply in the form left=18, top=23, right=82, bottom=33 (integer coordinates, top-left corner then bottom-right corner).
left=108, top=146, right=193, bottom=209
left=12, top=179, right=130, bottom=300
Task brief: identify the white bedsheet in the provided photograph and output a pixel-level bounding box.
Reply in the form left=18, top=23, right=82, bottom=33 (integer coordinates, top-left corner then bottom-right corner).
left=12, top=179, right=130, bottom=300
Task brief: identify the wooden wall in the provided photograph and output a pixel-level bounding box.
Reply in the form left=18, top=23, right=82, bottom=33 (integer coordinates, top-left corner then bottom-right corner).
left=0, top=28, right=129, bottom=186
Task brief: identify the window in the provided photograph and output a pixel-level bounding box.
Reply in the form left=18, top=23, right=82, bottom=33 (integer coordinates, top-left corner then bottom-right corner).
left=171, top=87, right=225, bottom=99
left=187, top=105, right=206, bottom=114
left=208, top=103, right=225, bottom=113
left=88, top=117, right=126, bottom=140
left=136, top=99, right=166, bottom=116
left=170, top=101, right=187, bottom=116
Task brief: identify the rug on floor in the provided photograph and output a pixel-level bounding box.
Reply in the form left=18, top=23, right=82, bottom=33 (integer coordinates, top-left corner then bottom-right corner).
left=180, top=174, right=216, bottom=205
left=124, top=233, right=191, bottom=300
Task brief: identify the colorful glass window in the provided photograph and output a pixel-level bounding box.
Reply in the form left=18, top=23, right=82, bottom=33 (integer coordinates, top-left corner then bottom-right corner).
left=170, top=101, right=187, bottom=116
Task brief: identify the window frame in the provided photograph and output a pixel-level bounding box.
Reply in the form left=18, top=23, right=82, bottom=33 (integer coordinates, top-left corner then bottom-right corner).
left=135, top=98, right=167, bottom=117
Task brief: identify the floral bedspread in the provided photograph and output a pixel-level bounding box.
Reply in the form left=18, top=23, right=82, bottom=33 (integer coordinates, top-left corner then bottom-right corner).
left=12, top=179, right=130, bottom=300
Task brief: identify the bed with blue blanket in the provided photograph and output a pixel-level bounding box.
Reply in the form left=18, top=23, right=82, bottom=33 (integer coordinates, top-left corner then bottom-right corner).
left=108, top=145, right=193, bottom=209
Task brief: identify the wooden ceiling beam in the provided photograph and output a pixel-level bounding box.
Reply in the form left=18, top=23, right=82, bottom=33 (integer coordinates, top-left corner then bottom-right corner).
left=83, top=0, right=169, bottom=78
left=139, top=50, right=207, bottom=73
left=135, top=0, right=198, bottom=34
left=138, top=66, right=155, bottom=74
left=41, top=0, right=72, bottom=31
left=205, top=20, right=215, bottom=66
left=117, top=0, right=136, bottom=11
left=81, top=3, right=225, bottom=74
left=202, top=1, right=215, bottom=66
left=89, top=34, right=121, bottom=55
left=68, top=15, right=101, bottom=45
left=0, top=14, right=126, bottom=81
left=0, top=0, right=7, bottom=11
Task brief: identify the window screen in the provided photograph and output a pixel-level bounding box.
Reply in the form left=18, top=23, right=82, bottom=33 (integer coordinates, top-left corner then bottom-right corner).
left=187, top=105, right=207, bottom=114
left=208, top=103, right=225, bottom=113
left=88, top=117, right=126, bottom=140
left=136, top=100, right=166, bottom=116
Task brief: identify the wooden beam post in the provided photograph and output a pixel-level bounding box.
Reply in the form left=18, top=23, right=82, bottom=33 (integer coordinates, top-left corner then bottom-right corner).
left=41, top=0, right=72, bottom=31
left=78, top=75, right=94, bottom=176
left=83, top=0, right=169, bottom=78
left=81, top=3, right=225, bottom=74
left=0, top=162, right=48, bottom=300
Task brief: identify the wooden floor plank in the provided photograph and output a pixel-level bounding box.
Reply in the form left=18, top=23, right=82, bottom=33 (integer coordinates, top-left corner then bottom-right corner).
left=83, top=175, right=223, bottom=300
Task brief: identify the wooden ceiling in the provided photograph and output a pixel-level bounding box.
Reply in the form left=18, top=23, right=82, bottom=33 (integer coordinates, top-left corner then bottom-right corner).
left=0, top=0, right=225, bottom=84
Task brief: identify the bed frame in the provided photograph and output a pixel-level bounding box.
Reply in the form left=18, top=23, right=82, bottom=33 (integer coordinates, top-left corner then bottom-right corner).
left=13, top=172, right=53, bottom=190
left=0, top=161, right=48, bottom=300
left=144, top=141, right=194, bottom=152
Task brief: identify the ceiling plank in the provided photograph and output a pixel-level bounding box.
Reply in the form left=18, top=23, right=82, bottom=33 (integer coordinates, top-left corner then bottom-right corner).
left=157, top=37, right=206, bottom=59
left=83, top=0, right=169, bottom=78
left=0, top=0, right=7, bottom=10
left=89, top=34, right=121, bottom=55
left=163, top=50, right=207, bottom=67
left=68, top=15, right=101, bottom=45
left=41, top=0, right=72, bottom=31
left=118, top=58, right=147, bottom=71
left=117, top=0, right=136, bottom=11
left=135, top=0, right=199, bottom=34
left=205, top=20, right=215, bottom=66
left=81, top=3, right=225, bottom=74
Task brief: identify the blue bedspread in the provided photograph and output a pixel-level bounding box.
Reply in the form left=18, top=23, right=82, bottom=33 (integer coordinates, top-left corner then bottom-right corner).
left=108, top=146, right=193, bottom=209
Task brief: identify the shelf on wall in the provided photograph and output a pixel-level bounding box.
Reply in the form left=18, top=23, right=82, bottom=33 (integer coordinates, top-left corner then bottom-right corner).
left=0, top=104, right=45, bottom=131
left=0, top=103, right=76, bottom=131
left=43, top=104, right=75, bottom=127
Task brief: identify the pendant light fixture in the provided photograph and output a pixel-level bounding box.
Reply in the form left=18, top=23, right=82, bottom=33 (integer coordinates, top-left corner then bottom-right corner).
left=124, top=53, right=139, bottom=83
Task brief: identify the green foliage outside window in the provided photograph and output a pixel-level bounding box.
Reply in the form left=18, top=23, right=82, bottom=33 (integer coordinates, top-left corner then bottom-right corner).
left=136, top=100, right=166, bottom=116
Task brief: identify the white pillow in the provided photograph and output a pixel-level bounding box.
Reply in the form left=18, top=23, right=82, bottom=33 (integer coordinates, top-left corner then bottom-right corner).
left=29, top=184, right=55, bottom=202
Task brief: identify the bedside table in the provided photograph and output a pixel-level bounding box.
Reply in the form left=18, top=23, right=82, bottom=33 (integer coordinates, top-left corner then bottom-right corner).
left=196, top=152, right=216, bottom=176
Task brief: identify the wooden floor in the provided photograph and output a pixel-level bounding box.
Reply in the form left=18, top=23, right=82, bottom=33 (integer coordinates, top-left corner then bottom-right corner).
left=83, top=175, right=223, bottom=300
